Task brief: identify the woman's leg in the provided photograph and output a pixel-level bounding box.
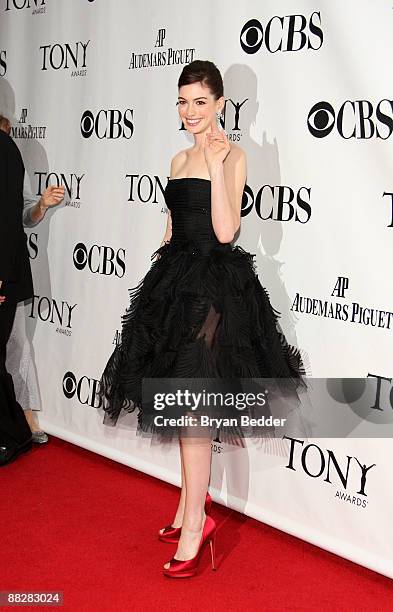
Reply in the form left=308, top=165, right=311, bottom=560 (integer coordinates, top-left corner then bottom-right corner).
left=164, top=436, right=212, bottom=567
left=6, top=302, right=43, bottom=433
left=162, top=300, right=217, bottom=548
left=24, top=408, right=41, bottom=433
left=159, top=442, right=187, bottom=532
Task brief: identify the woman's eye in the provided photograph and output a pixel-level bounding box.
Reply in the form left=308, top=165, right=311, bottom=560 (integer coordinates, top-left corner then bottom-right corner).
left=176, top=101, right=205, bottom=106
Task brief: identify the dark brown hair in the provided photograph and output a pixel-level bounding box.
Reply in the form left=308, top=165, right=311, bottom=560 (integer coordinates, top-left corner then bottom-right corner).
left=0, top=114, right=11, bottom=134
left=178, top=60, right=223, bottom=100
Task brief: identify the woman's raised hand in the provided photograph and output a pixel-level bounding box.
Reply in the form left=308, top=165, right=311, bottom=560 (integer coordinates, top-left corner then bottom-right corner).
left=202, top=120, right=230, bottom=173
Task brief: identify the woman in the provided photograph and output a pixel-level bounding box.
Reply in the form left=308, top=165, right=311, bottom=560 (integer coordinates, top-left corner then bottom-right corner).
left=99, top=60, right=306, bottom=578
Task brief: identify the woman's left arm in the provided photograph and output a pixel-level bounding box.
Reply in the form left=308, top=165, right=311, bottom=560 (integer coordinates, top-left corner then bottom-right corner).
left=205, top=129, right=247, bottom=243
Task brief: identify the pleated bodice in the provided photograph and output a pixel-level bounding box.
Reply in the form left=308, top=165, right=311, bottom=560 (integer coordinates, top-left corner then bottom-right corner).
left=165, top=178, right=230, bottom=255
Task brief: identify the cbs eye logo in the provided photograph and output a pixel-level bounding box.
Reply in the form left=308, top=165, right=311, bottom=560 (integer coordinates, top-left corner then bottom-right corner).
left=63, top=371, right=77, bottom=399
left=241, top=185, right=254, bottom=216
left=240, top=19, right=264, bottom=54
left=307, top=101, right=335, bottom=138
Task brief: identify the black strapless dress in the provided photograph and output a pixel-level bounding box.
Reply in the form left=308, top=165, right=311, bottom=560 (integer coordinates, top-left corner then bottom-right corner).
left=99, top=178, right=308, bottom=442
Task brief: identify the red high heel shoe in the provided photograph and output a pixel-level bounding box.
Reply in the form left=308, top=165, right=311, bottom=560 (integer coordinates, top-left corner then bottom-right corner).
left=163, top=515, right=217, bottom=578
left=158, top=492, right=212, bottom=543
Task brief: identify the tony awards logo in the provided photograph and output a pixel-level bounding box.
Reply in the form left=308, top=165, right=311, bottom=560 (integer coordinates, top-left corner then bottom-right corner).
left=40, top=40, right=89, bottom=77
left=5, top=0, right=46, bottom=13
left=284, top=436, right=376, bottom=507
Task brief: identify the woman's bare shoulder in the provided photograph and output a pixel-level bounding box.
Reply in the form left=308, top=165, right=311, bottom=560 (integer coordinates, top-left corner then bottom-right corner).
left=170, top=148, right=189, bottom=176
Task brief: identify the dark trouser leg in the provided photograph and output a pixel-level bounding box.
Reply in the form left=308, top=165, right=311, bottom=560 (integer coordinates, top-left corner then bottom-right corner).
left=0, top=302, right=31, bottom=446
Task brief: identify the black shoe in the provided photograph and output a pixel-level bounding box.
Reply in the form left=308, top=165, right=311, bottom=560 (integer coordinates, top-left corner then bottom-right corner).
left=0, top=438, right=32, bottom=467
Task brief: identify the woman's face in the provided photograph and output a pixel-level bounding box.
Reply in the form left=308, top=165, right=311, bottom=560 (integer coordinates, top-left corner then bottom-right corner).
left=177, top=81, right=223, bottom=134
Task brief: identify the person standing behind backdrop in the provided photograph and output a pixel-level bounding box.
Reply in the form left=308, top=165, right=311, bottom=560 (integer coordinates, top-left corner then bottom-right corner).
left=5, top=177, right=64, bottom=443
left=0, top=127, right=34, bottom=465
left=0, top=115, right=65, bottom=444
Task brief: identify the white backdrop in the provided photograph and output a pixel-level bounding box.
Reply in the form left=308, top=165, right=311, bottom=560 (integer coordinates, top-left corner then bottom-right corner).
left=1, top=0, right=392, bottom=579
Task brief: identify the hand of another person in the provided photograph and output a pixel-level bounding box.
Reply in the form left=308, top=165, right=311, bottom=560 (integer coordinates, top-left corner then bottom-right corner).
left=40, top=185, right=65, bottom=209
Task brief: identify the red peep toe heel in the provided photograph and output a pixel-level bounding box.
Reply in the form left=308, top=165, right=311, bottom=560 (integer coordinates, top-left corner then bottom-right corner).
left=158, top=491, right=212, bottom=543
left=163, top=515, right=217, bottom=578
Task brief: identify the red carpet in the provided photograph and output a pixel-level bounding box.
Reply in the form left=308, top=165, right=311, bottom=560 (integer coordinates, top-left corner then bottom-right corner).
left=1, top=436, right=391, bottom=611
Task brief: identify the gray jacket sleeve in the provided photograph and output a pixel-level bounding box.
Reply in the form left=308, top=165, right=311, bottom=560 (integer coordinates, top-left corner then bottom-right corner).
left=23, top=173, right=39, bottom=227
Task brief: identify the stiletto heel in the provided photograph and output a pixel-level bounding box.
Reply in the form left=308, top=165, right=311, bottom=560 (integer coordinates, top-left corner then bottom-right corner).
left=158, top=491, right=212, bottom=543
left=209, top=533, right=216, bottom=570
left=163, top=515, right=217, bottom=578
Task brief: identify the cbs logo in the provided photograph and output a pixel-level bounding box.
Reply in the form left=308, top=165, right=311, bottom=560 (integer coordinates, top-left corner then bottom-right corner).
left=80, top=109, right=134, bottom=139
left=240, top=12, right=323, bottom=54
left=307, top=100, right=393, bottom=139
left=73, top=242, right=126, bottom=277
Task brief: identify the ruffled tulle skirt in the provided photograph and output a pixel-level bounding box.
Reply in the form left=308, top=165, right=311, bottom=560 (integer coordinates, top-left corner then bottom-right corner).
left=99, top=239, right=308, bottom=443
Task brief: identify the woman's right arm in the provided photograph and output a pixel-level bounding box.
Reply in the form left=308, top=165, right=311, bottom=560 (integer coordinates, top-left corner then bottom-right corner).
left=156, top=151, right=186, bottom=252
left=152, top=151, right=187, bottom=259
left=152, top=208, right=171, bottom=262
left=159, top=209, right=172, bottom=248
